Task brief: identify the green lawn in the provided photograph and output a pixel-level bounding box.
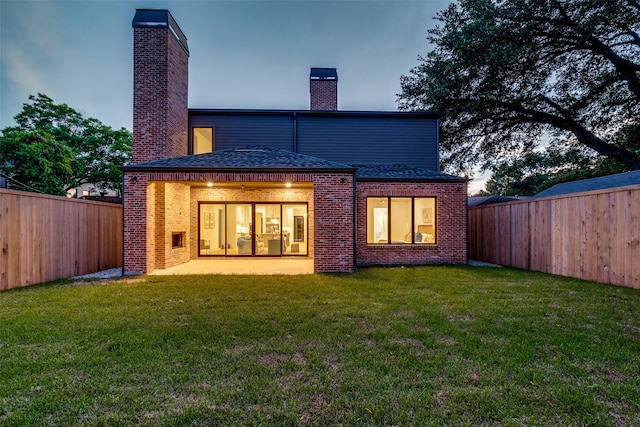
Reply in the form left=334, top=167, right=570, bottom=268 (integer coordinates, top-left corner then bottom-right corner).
left=1, top=266, right=639, bottom=426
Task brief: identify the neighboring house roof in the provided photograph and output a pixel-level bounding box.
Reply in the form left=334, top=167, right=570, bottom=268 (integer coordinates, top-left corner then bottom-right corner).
left=353, top=164, right=468, bottom=182
left=467, top=195, right=522, bottom=207
left=534, top=170, right=640, bottom=198
left=122, top=146, right=356, bottom=172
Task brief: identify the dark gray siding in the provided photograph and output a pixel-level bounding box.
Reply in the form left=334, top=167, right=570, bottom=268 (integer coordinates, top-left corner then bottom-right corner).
left=296, top=116, right=438, bottom=169
left=189, top=114, right=294, bottom=152
left=188, top=111, right=440, bottom=170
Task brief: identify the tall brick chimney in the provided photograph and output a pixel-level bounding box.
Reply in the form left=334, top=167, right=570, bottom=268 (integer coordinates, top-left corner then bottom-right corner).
left=132, top=9, right=189, bottom=163
left=310, top=68, right=337, bottom=110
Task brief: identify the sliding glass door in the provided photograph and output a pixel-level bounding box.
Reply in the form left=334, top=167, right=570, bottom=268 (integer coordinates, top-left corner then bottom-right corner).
left=198, top=202, right=307, bottom=257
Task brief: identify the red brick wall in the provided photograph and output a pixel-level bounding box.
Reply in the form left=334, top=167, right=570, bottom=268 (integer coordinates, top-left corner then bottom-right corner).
left=313, top=174, right=354, bottom=272
left=123, top=171, right=355, bottom=274
left=310, top=80, right=338, bottom=110
left=356, top=181, right=467, bottom=266
left=156, top=183, right=190, bottom=269
left=124, top=173, right=464, bottom=274
left=123, top=173, right=150, bottom=275
left=133, top=27, right=188, bottom=163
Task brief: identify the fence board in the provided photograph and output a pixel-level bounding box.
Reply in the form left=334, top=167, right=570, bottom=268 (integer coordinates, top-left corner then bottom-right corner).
left=0, top=189, right=122, bottom=290
left=577, top=195, right=588, bottom=281
left=630, top=190, right=640, bottom=289
left=469, top=185, right=640, bottom=289
left=518, top=203, right=526, bottom=267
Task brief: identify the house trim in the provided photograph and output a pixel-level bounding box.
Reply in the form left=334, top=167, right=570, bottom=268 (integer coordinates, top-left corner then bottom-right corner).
left=188, top=109, right=444, bottom=119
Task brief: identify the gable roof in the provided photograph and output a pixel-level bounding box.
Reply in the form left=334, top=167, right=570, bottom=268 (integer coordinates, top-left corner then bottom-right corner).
left=534, top=170, right=640, bottom=198
left=122, top=146, right=356, bottom=173
left=353, top=164, right=467, bottom=182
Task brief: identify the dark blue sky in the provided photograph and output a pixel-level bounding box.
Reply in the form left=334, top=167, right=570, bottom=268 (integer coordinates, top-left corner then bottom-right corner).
left=1, top=0, right=450, bottom=129
left=1, top=0, right=490, bottom=191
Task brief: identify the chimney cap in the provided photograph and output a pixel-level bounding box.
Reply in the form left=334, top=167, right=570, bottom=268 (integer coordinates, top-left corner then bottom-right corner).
left=133, top=9, right=189, bottom=56
left=310, top=68, right=338, bottom=81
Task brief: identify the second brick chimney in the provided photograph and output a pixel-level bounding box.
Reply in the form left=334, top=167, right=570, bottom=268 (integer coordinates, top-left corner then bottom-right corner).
left=310, top=68, right=338, bottom=110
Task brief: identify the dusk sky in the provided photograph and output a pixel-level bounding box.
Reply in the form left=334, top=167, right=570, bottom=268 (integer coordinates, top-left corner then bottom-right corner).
left=2, top=0, right=489, bottom=190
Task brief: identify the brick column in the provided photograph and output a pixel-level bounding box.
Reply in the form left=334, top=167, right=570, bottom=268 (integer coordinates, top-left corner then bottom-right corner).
left=313, top=173, right=354, bottom=272
left=123, top=173, right=151, bottom=274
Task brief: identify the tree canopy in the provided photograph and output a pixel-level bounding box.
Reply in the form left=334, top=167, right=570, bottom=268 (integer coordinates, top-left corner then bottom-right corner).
left=483, top=123, right=640, bottom=196
left=0, top=94, right=132, bottom=196
left=398, top=0, right=640, bottom=174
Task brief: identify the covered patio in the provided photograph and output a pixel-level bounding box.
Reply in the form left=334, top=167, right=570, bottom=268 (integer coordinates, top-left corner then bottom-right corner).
left=123, top=146, right=356, bottom=275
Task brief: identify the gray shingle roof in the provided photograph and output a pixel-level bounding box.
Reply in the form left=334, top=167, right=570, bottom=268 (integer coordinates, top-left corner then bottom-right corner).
left=353, top=164, right=467, bottom=182
left=123, top=146, right=356, bottom=172
left=535, top=170, right=640, bottom=198
left=123, top=147, right=468, bottom=183
left=467, top=195, right=524, bottom=207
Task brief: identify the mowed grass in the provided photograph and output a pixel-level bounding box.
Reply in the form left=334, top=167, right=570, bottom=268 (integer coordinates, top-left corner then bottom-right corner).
left=1, top=266, right=639, bottom=426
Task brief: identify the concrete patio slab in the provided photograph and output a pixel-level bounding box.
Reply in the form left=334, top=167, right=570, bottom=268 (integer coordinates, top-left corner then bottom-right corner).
left=149, top=258, right=314, bottom=275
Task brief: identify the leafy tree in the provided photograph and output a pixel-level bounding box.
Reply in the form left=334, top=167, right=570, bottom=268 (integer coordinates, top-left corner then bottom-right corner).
left=485, top=151, right=556, bottom=196
left=485, top=124, right=640, bottom=195
left=398, top=0, right=640, bottom=173
left=0, top=131, right=74, bottom=195
left=0, top=94, right=132, bottom=196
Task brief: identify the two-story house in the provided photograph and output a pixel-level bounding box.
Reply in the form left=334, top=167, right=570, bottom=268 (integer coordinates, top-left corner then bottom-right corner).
left=122, top=9, right=467, bottom=275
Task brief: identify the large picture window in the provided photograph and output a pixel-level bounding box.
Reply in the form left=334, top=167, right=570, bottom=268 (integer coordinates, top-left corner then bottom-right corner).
left=366, top=197, right=436, bottom=244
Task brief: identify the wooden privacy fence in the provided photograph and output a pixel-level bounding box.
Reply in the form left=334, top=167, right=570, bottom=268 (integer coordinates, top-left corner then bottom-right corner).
left=0, top=189, right=122, bottom=291
left=468, top=185, right=640, bottom=289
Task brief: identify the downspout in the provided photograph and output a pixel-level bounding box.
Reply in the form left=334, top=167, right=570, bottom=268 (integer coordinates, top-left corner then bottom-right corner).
left=353, top=175, right=357, bottom=272
left=466, top=189, right=469, bottom=264
left=436, top=117, right=441, bottom=171
left=293, top=111, right=298, bottom=152
left=121, top=171, right=125, bottom=277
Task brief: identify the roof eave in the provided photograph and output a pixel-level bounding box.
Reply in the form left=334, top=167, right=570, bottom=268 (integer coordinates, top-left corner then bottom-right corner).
left=356, top=177, right=469, bottom=183
left=122, top=166, right=358, bottom=174
left=188, top=108, right=444, bottom=119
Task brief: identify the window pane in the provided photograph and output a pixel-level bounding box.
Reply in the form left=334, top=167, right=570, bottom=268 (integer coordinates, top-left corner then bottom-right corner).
left=414, top=198, right=436, bottom=244
left=228, top=204, right=252, bottom=255
left=256, top=204, right=282, bottom=255
left=199, top=204, right=225, bottom=255
left=282, top=204, right=308, bottom=255
left=193, top=127, right=213, bottom=154
left=390, top=198, right=412, bottom=243
left=367, top=198, right=388, bottom=243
